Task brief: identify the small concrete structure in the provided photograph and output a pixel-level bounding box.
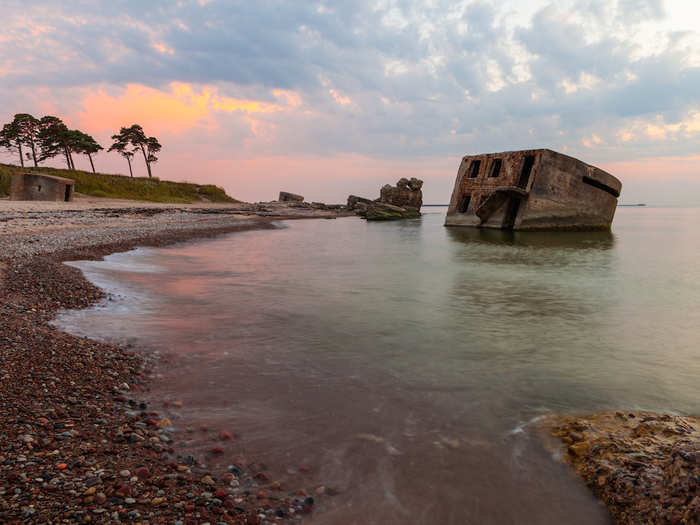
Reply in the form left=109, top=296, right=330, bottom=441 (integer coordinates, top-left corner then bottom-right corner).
left=445, top=149, right=621, bottom=231
left=278, top=191, right=304, bottom=203
left=10, top=173, right=75, bottom=202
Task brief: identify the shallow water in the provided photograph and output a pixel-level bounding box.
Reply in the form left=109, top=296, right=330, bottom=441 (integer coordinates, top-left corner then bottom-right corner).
left=56, top=207, right=700, bottom=524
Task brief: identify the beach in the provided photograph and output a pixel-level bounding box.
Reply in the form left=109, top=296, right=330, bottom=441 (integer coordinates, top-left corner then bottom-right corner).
left=1, top=200, right=698, bottom=524
left=0, top=198, right=347, bottom=524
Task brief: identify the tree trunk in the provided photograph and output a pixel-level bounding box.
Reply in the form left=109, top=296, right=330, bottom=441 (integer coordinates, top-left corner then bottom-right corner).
left=64, top=148, right=72, bottom=169
left=140, top=144, right=152, bottom=177
left=18, top=142, right=24, bottom=168
left=126, top=156, right=133, bottom=177
left=68, top=149, right=75, bottom=170
left=87, top=153, right=95, bottom=173
left=30, top=141, right=38, bottom=167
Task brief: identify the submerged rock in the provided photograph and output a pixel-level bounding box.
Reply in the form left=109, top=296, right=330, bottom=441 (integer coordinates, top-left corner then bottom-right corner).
left=347, top=178, right=423, bottom=221
left=363, top=202, right=420, bottom=221
left=378, top=177, right=423, bottom=211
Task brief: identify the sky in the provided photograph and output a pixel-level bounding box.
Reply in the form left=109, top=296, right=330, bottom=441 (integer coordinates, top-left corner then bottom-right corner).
left=1, top=0, right=699, bottom=205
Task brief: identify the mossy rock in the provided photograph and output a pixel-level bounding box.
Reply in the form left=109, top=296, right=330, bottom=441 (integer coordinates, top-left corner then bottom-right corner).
left=364, top=202, right=421, bottom=220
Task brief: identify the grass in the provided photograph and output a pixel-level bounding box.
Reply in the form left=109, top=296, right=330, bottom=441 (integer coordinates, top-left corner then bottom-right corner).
left=0, top=164, right=237, bottom=203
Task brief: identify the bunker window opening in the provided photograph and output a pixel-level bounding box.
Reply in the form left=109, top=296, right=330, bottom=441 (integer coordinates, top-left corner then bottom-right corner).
left=489, top=159, right=502, bottom=178
left=37, top=185, right=41, bottom=192
left=468, top=160, right=481, bottom=178
left=459, top=194, right=471, bottom=213
left=582, top=176, right=620, bottom=198
left=517, top=156, right=535, bottom=188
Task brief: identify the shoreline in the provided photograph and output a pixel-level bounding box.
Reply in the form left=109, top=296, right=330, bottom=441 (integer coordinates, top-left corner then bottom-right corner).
left=1, top=202, right=698, bottom=524
left=540, top=411, right=699, bottom=524
left=0, top=207, right=335, bottom=524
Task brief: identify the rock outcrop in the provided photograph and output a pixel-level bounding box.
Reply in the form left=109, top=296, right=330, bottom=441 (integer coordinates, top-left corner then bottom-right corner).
left=278, top=191, right=304, bottom=203
left=378, top=177, right=423, bottom=211
left=347, top=178, right=423, bottom=221
left=540, top=411, right=699, bottom=525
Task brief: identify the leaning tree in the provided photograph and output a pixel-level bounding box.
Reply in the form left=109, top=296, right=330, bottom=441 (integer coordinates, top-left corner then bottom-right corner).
left=37, top=116, right=76, bottom=170
left=0, top=118, right=24, bottom=167
left=107, top=139, right=136, bottom=177
left=14, top=113, right=41, bottom=167
left=110, top=124, right=161, bottom=177
left=73, top=131, right=103, bottom=173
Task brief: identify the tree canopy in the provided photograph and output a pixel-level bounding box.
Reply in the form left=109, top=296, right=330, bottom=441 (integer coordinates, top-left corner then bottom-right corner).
left=72, top=130, right=103, bottom=173
left=37, top=116, right=76, bottom=169
left=0, top=119, right=24, bottom=167
left=110, top=124, right=161, bottom=178
left=1, top=113, right=161, bottom=177
left=107, top=139, right=137, bottom=177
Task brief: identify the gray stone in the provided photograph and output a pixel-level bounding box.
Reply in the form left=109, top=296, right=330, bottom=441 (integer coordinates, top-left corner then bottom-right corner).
left=278, top=191, right=304, bottom=202
left=378, top=177, right=423, bottom=211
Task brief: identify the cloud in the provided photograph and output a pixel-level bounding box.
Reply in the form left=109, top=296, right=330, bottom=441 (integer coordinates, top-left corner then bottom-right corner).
left=0, top=0, right=699, bottom=202
left=77, top=82, right=297, bottom=135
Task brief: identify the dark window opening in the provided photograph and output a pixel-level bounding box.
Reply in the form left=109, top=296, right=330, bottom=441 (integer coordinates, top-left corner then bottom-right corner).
left=582, top=176, right=620, bottom=197
left=37, top=185, right=42, bottom=192
left=503, top=198, right=521, bottom=230
left=468, top=160, right=481, bottom=178
left=517, top=155, right=535, bottom=188
left=458, top=194, right=472, bottom=213
left=64, top=185, right=72, bottom=202
left=489, top=158, right=502, bottom=178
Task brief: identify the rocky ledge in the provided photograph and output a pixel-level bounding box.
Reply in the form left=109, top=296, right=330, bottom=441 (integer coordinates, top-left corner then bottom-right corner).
left=540, top=411, right=699, bottom=525
left=347, top=177, right=423, bottom=221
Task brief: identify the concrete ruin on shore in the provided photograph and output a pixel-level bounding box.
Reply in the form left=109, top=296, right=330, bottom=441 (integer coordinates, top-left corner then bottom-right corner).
left=10, top=173, right=75, bottom=202
left=445, top=149, right=621, bottom=231
left=278, top=191, right=304, bottom=203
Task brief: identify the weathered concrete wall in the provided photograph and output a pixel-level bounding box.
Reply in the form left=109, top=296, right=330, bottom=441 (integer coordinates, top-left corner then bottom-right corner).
left=10, top=173, right=75, bottom=202
left=445, top=149, right=621, bottom=231
left=517, top=150, right=620, bottom=230
left=278, top=191, right=304, bottom=202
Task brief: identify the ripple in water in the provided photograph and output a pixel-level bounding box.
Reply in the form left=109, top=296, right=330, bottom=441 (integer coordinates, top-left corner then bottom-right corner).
left=55, top=208, right=700, bottom=524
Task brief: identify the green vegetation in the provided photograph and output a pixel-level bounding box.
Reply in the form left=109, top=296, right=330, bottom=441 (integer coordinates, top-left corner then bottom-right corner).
left=0, top=164, right=237, bottom=204
left=0, top=112, right=222, bottom=203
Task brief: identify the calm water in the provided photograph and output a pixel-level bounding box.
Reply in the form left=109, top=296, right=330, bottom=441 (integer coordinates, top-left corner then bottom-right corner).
left=56, top=207, right=700, bottom=524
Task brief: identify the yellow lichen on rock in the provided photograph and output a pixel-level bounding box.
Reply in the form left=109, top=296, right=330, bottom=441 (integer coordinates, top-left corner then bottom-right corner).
left=540, top=411, right=699, bottom=525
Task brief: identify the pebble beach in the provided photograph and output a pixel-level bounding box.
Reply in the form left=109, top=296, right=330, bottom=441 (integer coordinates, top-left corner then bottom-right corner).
left=0, top=198, right=345, bottom=524
left=1, top=197, right=698, bottom=525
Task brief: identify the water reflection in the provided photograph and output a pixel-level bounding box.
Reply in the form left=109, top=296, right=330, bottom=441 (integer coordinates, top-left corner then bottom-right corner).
left=446, top=225, right=615, bottom=250
left=54, top=209, right=700, bottom=525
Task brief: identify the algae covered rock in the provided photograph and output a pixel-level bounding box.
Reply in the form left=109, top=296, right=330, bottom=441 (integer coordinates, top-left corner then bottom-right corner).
left=378, top=177, right=423, bottom=211
left=346, top=178, right=423, bottom=220
left=364, top=202, right=421, bottom=221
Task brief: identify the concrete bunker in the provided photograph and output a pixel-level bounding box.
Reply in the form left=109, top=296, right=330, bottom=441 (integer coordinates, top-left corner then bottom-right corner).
left=445, top=149, right=622, bottom=231
left=10, top=173, right=75, bottom=202
left=278, top=191, right=304, bottom=203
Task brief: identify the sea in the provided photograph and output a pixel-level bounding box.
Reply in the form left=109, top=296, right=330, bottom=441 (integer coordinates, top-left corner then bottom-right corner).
left=54, top=206, right=700, bottom=524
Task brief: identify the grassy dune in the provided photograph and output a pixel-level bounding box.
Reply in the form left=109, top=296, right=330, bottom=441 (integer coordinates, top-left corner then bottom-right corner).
left=0, top=164, right=237, bottom=203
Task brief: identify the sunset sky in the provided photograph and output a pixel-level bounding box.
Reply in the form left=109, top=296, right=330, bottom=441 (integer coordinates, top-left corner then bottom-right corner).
left=2, top=0, right=699, bottom=204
